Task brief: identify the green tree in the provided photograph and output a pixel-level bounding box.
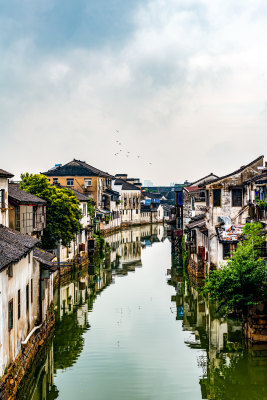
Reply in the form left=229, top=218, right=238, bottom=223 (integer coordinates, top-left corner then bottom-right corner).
left=87, top=197, right=95, bottom=219
left=20, top=173, right=82, bottom=249
left=203, top=222, right=267, bottom=314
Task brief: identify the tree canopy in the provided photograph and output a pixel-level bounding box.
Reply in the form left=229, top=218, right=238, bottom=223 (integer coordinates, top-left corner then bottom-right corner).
left=20, top=173, right=82, bottom=249
left=203, top=222, right=267, bottom=314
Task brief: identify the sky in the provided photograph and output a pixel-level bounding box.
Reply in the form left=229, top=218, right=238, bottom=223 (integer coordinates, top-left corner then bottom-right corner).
left=1, top=0, right=267, bottom=185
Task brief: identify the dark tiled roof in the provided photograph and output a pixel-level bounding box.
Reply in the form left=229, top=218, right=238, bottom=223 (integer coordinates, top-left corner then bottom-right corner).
left=33, top=248, right=55, bottom=268
left=162, top=204, right=172, bottom=211
left=66, top=187, right=90, bottom=202
left=186, top=219, right=206, bottom=230
left=190, top=173, right=219, bottom=186
left=0, top=225, right=39, bottom=271
left=52, top=182, right=89, bottom=202
left=242, top=171, right=267, bottom=185
left=190, top=213, right=206, bottom=221
left=104, top=188, right=120, bottom=196
left=141, top=205, right=152, bottom=212
left=207, top=156, right=264, bottom=185
left=114, top=178, right=141, bottom=191
left=143, top=192, right=162, bottom=199
left=8, top=184, right=46, bottom=205
left=165, top=191, right=176, bottom=200
left=0, top=169, right=14, bottom=178
left=43, top=159, right=113, bottom=178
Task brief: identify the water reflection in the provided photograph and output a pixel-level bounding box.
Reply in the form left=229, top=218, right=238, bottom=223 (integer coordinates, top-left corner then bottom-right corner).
left=17, top=225, right=166, bottom=400
left=16, top=225, right=267, bottom=400
left=169, top=267, right=267, bottom=400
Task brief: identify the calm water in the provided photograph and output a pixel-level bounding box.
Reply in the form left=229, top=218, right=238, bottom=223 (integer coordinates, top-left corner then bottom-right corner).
left=17, top=225, right=267, bottom=400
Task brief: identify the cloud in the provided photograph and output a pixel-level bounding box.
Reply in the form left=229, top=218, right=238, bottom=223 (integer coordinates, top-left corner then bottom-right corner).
left=0, top=0, right=266, bottom=183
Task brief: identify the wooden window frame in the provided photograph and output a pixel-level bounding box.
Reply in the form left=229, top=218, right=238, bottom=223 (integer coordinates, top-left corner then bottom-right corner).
left=8, top=265, right=13, bottom=278
left=0, top=189, right=5, bottom=208
left=26, top=284, right=29, bottom=312
left=213, top=189, right=221, bottom=207
left=31, top=279, right=33, bottom=303
left=18, top=290, right=21, bottom=320
left=66, top=178, right=74, bottom=187
left=8, top=299, right=13, bottom=331
left=232, top=188, right=243, bottom=207
left=84, top=178, right=92, bottom=187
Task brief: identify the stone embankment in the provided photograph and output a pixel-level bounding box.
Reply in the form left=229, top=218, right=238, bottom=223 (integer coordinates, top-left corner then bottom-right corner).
left=244, top=303, right=267, bottom=343
left=0, top=309, right=55, bottom=400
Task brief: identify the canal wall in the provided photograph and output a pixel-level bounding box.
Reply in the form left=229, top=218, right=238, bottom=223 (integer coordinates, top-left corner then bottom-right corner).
left=102, top=221, right=164, bottom=236
left=0, top=308, right=55, bottom=400
left=244, top=303, right=267, bottom=343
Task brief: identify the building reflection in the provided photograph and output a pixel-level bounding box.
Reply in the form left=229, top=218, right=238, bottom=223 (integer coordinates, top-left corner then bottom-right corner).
left=169, top=267, right=267, bottom=399
left=19, top=225, right=165, bottom=400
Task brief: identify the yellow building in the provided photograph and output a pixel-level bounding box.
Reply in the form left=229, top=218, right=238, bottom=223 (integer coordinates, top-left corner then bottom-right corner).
left=42, top=159, right=113, bottom=208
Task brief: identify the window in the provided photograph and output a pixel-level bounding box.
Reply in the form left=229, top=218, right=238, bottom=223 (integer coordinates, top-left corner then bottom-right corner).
left=83, top=204, right=87, bottom=215
left=28, top=253, right=31, bottom=263
left=213, top=189, right=221, bottom=207
left=191, top=197, right=195, bottom=211
left=53, top=178, right=58, bottom=184
left=41, top=280, right=45, bottom=301
left=223, top=243, right=237, bottom=259
left=18, top=290, right=21, bottom=319
left=232, top=189, right=243, bottom=207
left=136, top=209, right=138, bottom=214
left=84, top=178, right=92, bottom=187
left=26, top=284, right=29, bottom=312
left=8, top=300, right=13, bottom=331
left=223, top=243, right=230, bottom=259
left=206, top=190, right=210, bottom=206
left=31, top=279, right=33, bottom=303
left=67, top=178, right=74, bottom=186
left=15, top=207, right=20, bottom=231
left=8, top=265, right=13, bottom=278
left=0, top=189, right=5, bottom=208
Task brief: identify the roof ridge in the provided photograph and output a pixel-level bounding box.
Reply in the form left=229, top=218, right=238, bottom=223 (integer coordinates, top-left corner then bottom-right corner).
left=207, top=155, right=264, bottom=185
left=114, top=177, right=140, bottom=190
left=190, top=172, right=219, bottom=186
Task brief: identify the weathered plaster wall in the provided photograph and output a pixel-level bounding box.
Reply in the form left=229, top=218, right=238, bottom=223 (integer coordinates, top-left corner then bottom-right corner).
left=0, top=251, right=39, bottom=376
left=0, top=177, right=9, bottom=227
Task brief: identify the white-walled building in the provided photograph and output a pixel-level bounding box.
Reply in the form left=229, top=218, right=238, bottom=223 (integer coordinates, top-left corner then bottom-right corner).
left=0, top=226, right=55, bottom=378
left=184, top=156, right=265, bottom=275
left=0, top=169, right=14, bottom=227
left=113, top=175, right=141, bottom=226
left=8, top=183, right=46, bottom=238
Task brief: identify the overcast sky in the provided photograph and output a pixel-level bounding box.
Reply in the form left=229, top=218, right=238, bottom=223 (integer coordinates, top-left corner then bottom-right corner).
left=1, top=0, right=267, bottom=184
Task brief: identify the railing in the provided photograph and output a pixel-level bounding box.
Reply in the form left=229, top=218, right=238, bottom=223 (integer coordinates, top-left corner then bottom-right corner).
left=14, top=211, right=46, bottom=232
left=248, top=204, right=267, bottom=222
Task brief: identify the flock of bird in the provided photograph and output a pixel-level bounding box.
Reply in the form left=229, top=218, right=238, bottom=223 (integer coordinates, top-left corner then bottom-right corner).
left=113, top=129, right=152, bottom=166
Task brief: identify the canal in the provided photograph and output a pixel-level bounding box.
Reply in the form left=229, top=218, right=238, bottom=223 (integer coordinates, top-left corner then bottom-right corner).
left=16, top=225, right=267, bottom=400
